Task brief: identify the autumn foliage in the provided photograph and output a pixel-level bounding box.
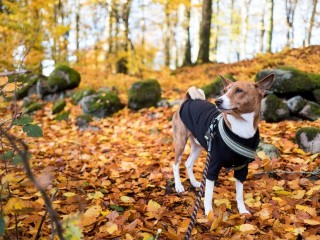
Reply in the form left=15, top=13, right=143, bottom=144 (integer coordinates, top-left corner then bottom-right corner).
left=1, top=46, right=320, bottom=239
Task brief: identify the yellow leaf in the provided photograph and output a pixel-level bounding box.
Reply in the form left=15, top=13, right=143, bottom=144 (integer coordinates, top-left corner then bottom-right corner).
left=100, top=222, right=118, bottom=234
left=4, top=197, right=32, bottom=214
left=81, top=205, right=102, bottom=226
left=86, top=191, right=104, bottom=200
left=290, top=190, right=305, bottom=200
left=120, top=196, right=135, bottom=204
left=2, top=82, right=16, bottom=92
left=207, top=210, right=214, bottom=221
left=214, top=198, right=231, bottom=209
left=306, top=185, right=320, bottom=196
left=296, top=205, right=317, bottom=217
left=237, top=223, right=256, bottom=232
left=303, top=219, right=320, bottom=225
left=258, top=207, right=271, bottom=221
left=141, top=232, right=154, bottom=240
left=63, top=192, right=76, bottom=197
left=0, top=76, right=8, bottom=86
left=147, top=200, right=161, bottom=212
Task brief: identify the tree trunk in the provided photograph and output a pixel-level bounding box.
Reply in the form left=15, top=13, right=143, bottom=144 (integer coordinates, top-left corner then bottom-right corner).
left=266, top=0, right=274, bottom=53
left=183, top=1, right=192, bottom=66
left=164, top=2, right=170, bottom=67
left=240, top=0, right=250, bottom=59
left=75, top=0, right=80, bottom=62
left=285, top=0, right=297, bottom=47
left=197, top=0, right=212, bottom=64
left=259, top=0, right=265, bottom=52
left=212, top=0, right=220, bottom=62
left=306, top=0, right=318, bottom=47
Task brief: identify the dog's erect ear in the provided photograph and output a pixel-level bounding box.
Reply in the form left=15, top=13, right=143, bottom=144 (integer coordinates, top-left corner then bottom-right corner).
left=256, top=73, right=274, bottom=93
left=220, top=75, right=233, bottom=88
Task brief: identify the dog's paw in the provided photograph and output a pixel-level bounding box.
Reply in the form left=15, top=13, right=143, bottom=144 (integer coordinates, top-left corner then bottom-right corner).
left=191, top=180, right=201, bottom=188
left=204, top=206, right=213, bottom=216
left=175, top=183, right=185, bottom=193
left=239, top=208, right=250, bottom=215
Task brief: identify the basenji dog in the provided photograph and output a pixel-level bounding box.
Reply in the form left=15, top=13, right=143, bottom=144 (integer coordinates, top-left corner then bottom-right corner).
left=172, top=74, right=274, bottom=215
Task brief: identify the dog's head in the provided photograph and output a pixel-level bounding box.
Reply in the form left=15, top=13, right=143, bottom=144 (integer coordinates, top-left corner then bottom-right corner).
left=215, top=74, right=274, bottom=115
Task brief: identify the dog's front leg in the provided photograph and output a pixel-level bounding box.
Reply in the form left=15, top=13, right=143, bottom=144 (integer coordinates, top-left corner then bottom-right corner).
left=204, top=179, right=215, bottom=215
left=235, top=179, right=250, bottom=214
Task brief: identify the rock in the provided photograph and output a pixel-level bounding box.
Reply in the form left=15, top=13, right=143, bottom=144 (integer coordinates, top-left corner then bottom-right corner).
left=313, top=89, right=320, bottom=103
left=24, top=102, right=43, bottom=114
left=71, top=88, right=96, bottom=104
left=55, top=111, right=70, bottom=121
left=256, top=67, right=320, bottom=96
left=37, top=65, right=81, bottom=98
left=287, top=96, right=307, bottom=113
left=298, top=101, right=320, bottom=121
left=261, top=94, right=290, bottom=122
left=296, top=127, right=320, bottom=153
left=202, top=74, right=235, bottom=98
left=52, top=99, right=66, bottom=114
left=257, top=142, right=280, bottom=159
left=80, top=90, right=124, bottom=118
left=128, top=79, right=161, bottom=110
left=76, top=114, right=93, bottom=129
left=9, top=73, right=47, bottom=99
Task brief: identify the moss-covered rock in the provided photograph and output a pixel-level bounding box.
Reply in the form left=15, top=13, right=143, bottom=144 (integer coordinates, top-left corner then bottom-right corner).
left=201, top=74, right=235, bottom=98
left=298, top=101, right=320, bottom=121
left=52, top=99, right=66, bottom=114
left=287, top=96, right=307, bottom=114
left=296, top=127, right=320, bottom=153
left=71, top=88, right=96, bottom=104
left=47, top=65, right=81, bottom=93
left=55, top=111, right=70, bottom=121
left=80, top=90, right=124, bottom=118
left=24, top=102, right=43, bottom=114
left=9, top=73, right=47, bottom=99
left=261, top=94, right=290, bottom=122
left=256, top=67, right=320, bottom=96
left=128, top=79, right=161, bottom=110
left=257, top=142, right=280, bottom=159
left=76, top=114, right=93, bottom=129
left=313, top=89, right=320, bottom=103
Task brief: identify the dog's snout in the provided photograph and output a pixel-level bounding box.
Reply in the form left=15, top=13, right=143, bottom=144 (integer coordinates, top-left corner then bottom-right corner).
left=215, top=98, right=223, bottom=106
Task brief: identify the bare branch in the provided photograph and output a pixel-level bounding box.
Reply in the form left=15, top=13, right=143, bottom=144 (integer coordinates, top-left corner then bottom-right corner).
left=254, top=170, right=319, bottom=176
left=0, top=70, right=31, bottom=77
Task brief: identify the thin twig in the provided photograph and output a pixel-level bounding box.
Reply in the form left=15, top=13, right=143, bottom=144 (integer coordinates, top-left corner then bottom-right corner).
left=0, top=127, right=65, bottom=240
left=0, top=70, right=31, bottom=77
left=254, top=170, right=319, bottom=176
left=35, top=189, right=59, bottom=240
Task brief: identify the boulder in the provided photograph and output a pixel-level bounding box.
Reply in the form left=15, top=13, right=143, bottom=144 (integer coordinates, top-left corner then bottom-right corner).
left=201, top=74, right=235, bottom=98
left=37, top=65, right=81, bottom=98
left=128, top=79, right=161, bottom=110
left=298, top=101, right=320, bottom=121
left=76, top=114, right=93, bottom=129
left=313, top=89, right=320, bottom=104
left=287, top=96, right=307, bottom=114
left=9, top=73, right=47, bottom=99
left=261, top=94, right=290, bottom=122
left=71, top=88, right=96, bottom=104
left=256, top=67, right=320, bottom=97
left=23, top=101, right=43, bottom=114
left=80, top=90, right=124, bottom=118
left=55, top=111, right=70, bottom=121
left=257, top=142, right=280, bottom=159
left=296, top=127, right=320, bottom=153
left=52, top=99, right=66, bottom=114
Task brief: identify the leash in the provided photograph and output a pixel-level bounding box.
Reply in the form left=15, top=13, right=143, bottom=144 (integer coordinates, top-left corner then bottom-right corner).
left=184, top=114, right=257, bottom=239
left=184, top=116, right=218, bottom=240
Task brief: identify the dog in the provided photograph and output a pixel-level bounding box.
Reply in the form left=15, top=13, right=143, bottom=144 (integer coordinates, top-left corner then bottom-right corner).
left=172, top=74, right=274, bottom=215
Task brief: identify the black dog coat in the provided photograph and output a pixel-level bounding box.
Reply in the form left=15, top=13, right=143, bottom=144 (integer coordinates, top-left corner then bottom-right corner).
left=179, top=99, right=259, bottom=182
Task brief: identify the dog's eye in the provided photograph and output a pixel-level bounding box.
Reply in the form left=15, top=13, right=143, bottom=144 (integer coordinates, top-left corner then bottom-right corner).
left=236, top=88, right=243, bottom=93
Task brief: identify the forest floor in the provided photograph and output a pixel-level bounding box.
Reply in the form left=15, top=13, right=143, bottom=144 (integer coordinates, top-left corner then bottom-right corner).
left=1, top=46, right=320, bottom=239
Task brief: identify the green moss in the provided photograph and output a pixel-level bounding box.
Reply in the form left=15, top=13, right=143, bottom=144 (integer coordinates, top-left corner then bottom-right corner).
left=76, top=114, right=93, bottom=123
left=24, top=102, right=43, bottom=114
left=128, top=79, right=161, bottom=110
left=55, top=111, right=70, bottom=121
left=296, top=127, right=320, bottom=142
left=309, top=102, right=320, bottom=115
left=71, top=88, right=96, bottom=104
left=313, top=89, right=320, bottom=103
left=52, top=99, right=66, bottom=114
left=201, top=74, right=235, bottom=98
left=47, top=65, right=81, bottom=91
left=262, top=94, right=288, bottom=122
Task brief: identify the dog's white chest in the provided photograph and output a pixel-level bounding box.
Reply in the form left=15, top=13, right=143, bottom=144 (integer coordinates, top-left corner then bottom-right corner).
left=226, top=112, right=256, bottom=139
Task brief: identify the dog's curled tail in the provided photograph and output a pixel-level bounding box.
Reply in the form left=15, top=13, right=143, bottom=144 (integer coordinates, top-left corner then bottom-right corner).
left=186, top=86, right=206, bottom=100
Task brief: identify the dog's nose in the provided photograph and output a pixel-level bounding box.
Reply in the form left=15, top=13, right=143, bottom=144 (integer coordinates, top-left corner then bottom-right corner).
left=215, top=98, right=223, bottom=106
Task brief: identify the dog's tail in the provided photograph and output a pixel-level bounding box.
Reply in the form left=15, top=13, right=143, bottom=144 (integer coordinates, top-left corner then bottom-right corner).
left=186, top=86, right=206, bottom=100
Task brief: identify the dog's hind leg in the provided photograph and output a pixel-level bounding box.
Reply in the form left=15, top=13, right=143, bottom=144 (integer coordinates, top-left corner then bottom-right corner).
left=204, top=179, right=215, bottom=215
left=185, top=137, right=202, bottom=188
left=235, top=179, right=250, bottom=214
left=172, top=112, right=188, bottom=193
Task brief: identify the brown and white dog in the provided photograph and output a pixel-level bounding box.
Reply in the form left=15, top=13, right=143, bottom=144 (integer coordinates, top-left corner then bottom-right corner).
left=172, top=74, right=274, bottom=215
